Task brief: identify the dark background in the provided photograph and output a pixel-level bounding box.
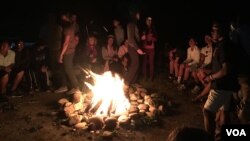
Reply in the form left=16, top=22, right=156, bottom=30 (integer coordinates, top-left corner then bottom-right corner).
left=0, top=0, right=248, bottom=45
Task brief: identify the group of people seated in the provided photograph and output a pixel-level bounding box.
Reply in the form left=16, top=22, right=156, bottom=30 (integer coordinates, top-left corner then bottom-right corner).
left=168, top=21, right=250, bottom=141
left=168, top=34, right=213, bottom=102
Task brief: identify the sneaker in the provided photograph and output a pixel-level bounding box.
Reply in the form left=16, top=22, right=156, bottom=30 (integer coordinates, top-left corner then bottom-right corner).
left=168, top=75, right=173, bottom=81
left=191, top=85, right=201, bottom=95
left=54, top=86, right=68, bottom=93
left=177, top=84, right=186, bottom=91
left=10, top=91, right=24, bottom=98
left=66, top=88, right=78, bottom=95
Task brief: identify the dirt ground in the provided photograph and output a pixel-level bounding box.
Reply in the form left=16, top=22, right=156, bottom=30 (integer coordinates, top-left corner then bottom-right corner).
left=0, top=74, right=205, bottom=141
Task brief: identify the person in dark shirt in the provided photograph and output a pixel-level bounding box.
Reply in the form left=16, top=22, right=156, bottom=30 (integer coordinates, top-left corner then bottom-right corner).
left=30, top=41, right=50, bottom=92
left=202, top=28, right=239, bottom=140
left=9, top=40, right=30, bottom=95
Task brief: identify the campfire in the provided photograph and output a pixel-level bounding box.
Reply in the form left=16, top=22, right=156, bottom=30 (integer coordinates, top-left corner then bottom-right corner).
left=57, top=71, right=167, bottom=132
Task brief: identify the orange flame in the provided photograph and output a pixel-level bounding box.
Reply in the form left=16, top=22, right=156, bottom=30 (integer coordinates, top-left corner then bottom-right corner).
left=85, top=71, right=130, bottom=117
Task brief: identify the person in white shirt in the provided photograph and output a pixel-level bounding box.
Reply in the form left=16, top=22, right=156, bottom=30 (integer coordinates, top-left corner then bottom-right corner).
left=0, top=41, right=15, bottom=96
left=191, top=35, right=213, bottom=101
left=177, top=38, right=200, bottom=90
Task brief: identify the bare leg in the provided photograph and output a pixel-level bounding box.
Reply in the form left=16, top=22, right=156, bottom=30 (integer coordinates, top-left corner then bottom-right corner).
left=11, top=71, right=24, bottom=91
left=183, top=66, right=190, bottom=81
left=0, top=74, right=9, bottom=94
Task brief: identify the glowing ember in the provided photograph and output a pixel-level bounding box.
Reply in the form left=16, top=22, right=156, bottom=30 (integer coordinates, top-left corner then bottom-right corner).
left=85, top=71, right=130, bottom=117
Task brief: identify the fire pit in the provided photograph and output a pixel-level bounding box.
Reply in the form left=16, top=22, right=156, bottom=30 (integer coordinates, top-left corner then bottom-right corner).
left=57, top=71, right=167, bottom=133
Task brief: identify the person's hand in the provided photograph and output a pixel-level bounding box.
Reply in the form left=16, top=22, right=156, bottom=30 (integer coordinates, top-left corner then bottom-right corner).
left=91, top=58, right=97, bottom=63
left=137, top=49, right=146, bottom=55
left=41, top=65, right=47, bottom=72
left=4, top=67, right=12, bottom=72
left=89, top=53, right=94, bottom=58
left=141, top=35, right=146, bottom=40
left=204, top=75, right=212, bottom=84
left=58, top=55, right=63, bottom=63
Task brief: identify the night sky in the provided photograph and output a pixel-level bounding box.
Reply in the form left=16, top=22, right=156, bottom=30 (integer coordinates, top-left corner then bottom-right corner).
left=0, top=0, right=248, bottom=45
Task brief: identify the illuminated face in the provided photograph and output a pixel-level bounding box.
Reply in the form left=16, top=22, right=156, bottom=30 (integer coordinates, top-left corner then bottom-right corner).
left=107, top=38, right=114, bottom=45
left=135, top=12, right=140, bottom=20
left=211, top=30, right=219, bottom=41
left=204, top=35, right=212, bottom=44
left=188, top=38, right=196, bottom=47
left=146, top=17, right=152, bottom=26
left=17, top=41, right=24, bottom=50
left=1, top=42, right=10, bottom=54
left=113, top=20, right=119, bottom=27
left=88, top=37, right=96, bottom=46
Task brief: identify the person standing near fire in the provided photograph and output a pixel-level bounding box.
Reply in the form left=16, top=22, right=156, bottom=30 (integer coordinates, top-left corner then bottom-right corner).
left=55, top=12, right=80, bottom=95
left=126, top=11, right=145, bottom=85
left=141, top=16, right=157, bottom=80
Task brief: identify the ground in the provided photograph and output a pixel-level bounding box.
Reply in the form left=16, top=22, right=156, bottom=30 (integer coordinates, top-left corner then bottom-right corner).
left=0, top=74, right=205, bottom=141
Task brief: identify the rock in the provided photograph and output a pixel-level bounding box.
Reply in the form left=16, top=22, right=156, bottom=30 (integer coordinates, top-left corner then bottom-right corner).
left=158, top=105, right=165, bottom=114
left=144, top=98, right=153, bottom=106
left=130, top=101, right=138, bottom=106
left=131, top=119, right=144, bottom=129
left=137, top=88, right=147, bottom=93
left=65, top=102, right=72, bottom=107
left=64, top=104, right=75, bottom=117
left=118, top=115, right=129, bottom=122
left=140, top=92, right=147, bottom=98
left=74, top=122, right=88, bottom=129
left=137, top=99, right=144, bottom=104
left=146, top=112, right=156, bottom=119
left=128, top=87, right=135, bottom=94
left=150, top=93, right=159, bottom=98
left=69, top=115, right=83, bottom=126
left=149, top=106, right=157, bottom=113
left=129, top=113, right=140, bottom=120
left=73, top=103, right=83, bottom=111
left=138, top=104, right=149, bottom=111
left=73, top=91, right=83, bottom=103
left=139, top=110, right=146, bottom=113
left=88, top=116, right=104, bottom=130
left=104, top=117, right=117, bottom=131
left=58, top=98, right=69, bottom=107
left=128, top=106, right=139, bottom=114
left=102, top=131, right=113, bottom=140
left=129, top=94, right=137, bottom=101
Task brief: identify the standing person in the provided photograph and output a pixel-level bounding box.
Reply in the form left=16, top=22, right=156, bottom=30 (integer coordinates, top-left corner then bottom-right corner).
left=113, top=19, right=125, bottom=47
left=141, top=16, right=157, bottom=80
left=126, top=11, right=145, bottom=85
left=56, top=13, right=80, bottom=95
left=202, top=28, right=239, bottom=140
